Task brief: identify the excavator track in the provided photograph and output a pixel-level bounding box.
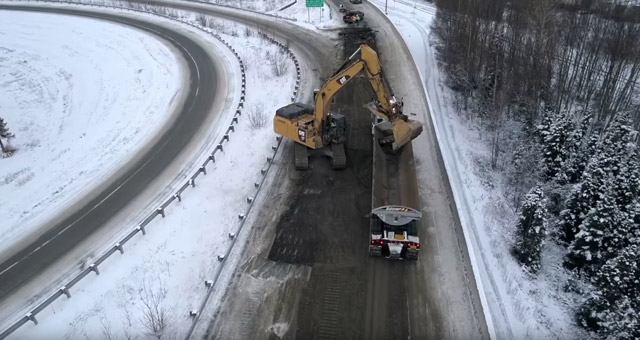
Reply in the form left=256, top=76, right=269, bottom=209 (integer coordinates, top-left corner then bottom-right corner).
left=331, top=143, right=347, bottom=170
left=294, top=142, right=310, bottom=170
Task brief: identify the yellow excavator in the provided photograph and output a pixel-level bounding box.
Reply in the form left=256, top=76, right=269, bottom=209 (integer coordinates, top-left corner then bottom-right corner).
left=273, top=43, right=423, bottom=170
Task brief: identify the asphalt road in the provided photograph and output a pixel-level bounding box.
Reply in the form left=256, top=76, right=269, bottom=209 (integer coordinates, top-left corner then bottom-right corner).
left=0, top=5, right=218, bottom=301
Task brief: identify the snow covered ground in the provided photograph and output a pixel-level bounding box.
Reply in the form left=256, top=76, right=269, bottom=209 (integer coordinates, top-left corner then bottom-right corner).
left=0, top=10, right=184, bottom=258
left=368, top=0, right=587, bottom=338
left=6, top=6, right=296, bottom=340
left=210, top=0, right=342, bottom=28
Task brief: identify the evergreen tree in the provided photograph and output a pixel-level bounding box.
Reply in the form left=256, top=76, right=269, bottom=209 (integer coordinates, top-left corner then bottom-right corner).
left=559, top=113, right=638, bottom=243
left=595, top=244, right=640, bottom=303
left=566, top=194, right=632, bottom=273
left=578, top=244, right=640, bottom=338
left=512, top=186, right=547, bottom=273
left=579, top=294, right=640, bottom=339
left=612, top=150, right=640, bottom=210
left=558, top=114, right=595, bottom=184
left=559, top=161, right=610, bottom=243
left=538, top=110, right=575, bottom=181
left=0, top=117, right=15, bottom=153
left=596, top=112, right=633, bottom=180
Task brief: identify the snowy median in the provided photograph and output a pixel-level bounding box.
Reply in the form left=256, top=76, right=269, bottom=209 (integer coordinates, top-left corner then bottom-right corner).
left=2, top=3, right=299, bottom=339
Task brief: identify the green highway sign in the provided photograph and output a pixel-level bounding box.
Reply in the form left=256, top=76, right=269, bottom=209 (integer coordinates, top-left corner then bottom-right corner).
left=306, top=0, right=324, bottom=7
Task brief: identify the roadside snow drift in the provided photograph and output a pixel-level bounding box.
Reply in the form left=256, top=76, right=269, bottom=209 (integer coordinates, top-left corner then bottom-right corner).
left=0, top=10, right=184, bottom=255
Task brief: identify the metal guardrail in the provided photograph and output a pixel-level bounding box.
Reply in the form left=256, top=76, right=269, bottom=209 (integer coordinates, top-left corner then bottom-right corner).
left=278, top=0, right=297, bottom=11
left=0, top=1, right=302, bottom=338
left=183, top=32, right=303, bottom=340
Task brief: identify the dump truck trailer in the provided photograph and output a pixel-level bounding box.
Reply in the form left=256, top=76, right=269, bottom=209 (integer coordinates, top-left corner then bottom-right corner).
left=369, top=122, right=422, bottom=260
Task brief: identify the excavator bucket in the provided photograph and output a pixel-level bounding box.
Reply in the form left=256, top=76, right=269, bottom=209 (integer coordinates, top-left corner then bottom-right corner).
left=391, top=119, right=423, bottom=152
left=364, top=101, right=423, bottom=153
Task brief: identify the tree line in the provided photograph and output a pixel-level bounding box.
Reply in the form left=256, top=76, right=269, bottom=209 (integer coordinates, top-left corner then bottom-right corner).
left=431, top=0, right=640, bottom=148
left=431, top=0, right=640, bottom=338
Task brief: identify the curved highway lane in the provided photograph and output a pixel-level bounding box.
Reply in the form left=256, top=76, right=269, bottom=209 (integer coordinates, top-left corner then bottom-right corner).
left=0, top=5, right=221, bottom=300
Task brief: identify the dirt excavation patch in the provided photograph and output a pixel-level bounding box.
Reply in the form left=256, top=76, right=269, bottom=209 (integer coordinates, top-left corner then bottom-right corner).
left=264, top=25, right=377, bottom=340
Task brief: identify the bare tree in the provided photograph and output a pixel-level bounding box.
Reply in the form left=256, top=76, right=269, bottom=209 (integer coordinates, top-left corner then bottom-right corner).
left=138, top=277, right=170, bottom=339
left=266, top=50, right=289, bottom=77
left=248, top=103, right=268, bottom=130
left=99, top=314, right=116, bottom=340
left=196, top=13, right=208, bottom=27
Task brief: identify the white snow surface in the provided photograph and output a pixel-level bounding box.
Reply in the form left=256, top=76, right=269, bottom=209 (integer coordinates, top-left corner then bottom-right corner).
left=368, top=0, right=588, bottom=338
left=213, top=0, right=343, bottom=29
left=7, top=8, right=295, bottom=340
left=0, top=10, right=184, bottom=256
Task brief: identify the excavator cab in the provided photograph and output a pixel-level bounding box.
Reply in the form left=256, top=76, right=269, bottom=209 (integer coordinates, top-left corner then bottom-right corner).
left=326, top=113, right=346, bottom=145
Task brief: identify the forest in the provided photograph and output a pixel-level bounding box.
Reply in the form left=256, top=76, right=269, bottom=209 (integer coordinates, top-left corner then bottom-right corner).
left=431, top=0, right=639, bottom=338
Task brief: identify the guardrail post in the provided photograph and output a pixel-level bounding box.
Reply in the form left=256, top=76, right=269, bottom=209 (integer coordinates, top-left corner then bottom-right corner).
left=254, top=182, right=260, bottom=188
left=246, top=197, right=253, bottom=203
left=216, top=144, right=224, bottom=152
left=26, top=313, right=38, bottom=325
left=89, top=264, right=100, bottom=275
left=137, top=225, right=146, bottom=235
left=272, top=145, right=278, bottom=151
left=174, top=192, right=182, bottom=202
left=189, top=310, right=198, bottom=318
left=235, top=109, right=241, bottom=116
left=204, top=280, right=213, bottom=288
left=114, top=243, right=124, bottom=254
left=217, top=255, right=225, bottom=261
left=276, top=136, right=283, bottom=142
left=60, top=286, right=71, bottom=298
left=232, top=117, right=238, bottom=124
left=238, top=214, right=245, bottom=220
left=223, top=134, right=229, bottom=142
left=228, top=125, right=235, bottom=133
left=157, top=208, right=165, bottom=218
left=261, top=169, right=267, bottom=175
left=200, top=166, right=207, bottom=175
left=189, top=178, right=196, bottom=187
left=228, top=232, right=236, bottom=239
left=267, top=157, right=273, bottom=163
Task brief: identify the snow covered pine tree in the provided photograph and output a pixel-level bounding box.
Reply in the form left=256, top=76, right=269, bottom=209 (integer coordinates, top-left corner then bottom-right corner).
left=578, top=244, right=640, bottom=338
left=0, top=117, right=15, bottom=154
left=538, top=110, right=575, bottom=181
left=566, top=194, right=632, bottom=273
left=512, top=186, right=547, bottom=273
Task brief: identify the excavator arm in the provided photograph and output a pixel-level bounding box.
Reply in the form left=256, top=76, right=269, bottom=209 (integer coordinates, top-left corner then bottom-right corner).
left=314, top=44, right=395, bottom=127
